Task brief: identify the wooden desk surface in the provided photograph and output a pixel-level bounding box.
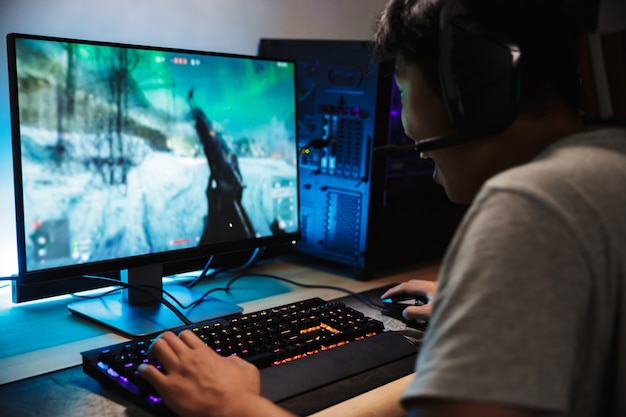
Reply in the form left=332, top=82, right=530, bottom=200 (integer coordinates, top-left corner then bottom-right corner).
left=0, top=256, right=439, bottom=416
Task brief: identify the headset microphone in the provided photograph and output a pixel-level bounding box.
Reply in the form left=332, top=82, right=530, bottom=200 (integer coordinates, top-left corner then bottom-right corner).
left=413, top=132, right=468, bottom=152
left=374, top=132, right=467, bottom=155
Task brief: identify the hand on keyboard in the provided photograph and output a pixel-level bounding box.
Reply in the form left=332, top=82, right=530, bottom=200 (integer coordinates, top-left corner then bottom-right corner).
left=138, top=330, right=295, bottom=417
left=81, top=298, right=416, bottom=416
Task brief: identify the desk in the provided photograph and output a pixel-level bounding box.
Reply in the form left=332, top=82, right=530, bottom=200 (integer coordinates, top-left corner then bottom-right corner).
left=0, top=255, right=439, bottom=417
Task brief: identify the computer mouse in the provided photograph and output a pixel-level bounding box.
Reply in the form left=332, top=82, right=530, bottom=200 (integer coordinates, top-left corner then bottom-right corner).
left=381, top=294, right=429, bottom=329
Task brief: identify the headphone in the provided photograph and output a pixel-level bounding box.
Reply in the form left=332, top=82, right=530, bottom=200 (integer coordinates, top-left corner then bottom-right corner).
left=418, top=0, right=523, bottom=152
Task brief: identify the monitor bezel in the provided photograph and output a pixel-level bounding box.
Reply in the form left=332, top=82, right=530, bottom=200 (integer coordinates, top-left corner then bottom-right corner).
left=8, top=32, right=301, bottom=291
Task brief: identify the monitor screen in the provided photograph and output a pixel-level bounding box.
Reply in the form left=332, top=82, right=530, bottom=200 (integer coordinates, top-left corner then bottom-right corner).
left=7, top=33, right=300, bottom=336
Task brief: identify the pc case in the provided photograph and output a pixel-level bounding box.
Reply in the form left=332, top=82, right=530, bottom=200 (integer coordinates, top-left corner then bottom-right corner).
left=258, top=39, right=466, bottom=279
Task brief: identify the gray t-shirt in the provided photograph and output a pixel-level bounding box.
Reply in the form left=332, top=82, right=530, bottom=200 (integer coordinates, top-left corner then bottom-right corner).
left=403, top=128, right=626, bottom=416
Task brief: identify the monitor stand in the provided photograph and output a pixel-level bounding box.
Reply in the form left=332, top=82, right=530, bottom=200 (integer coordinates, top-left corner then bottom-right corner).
left=67, top=264, right=243, bottom=338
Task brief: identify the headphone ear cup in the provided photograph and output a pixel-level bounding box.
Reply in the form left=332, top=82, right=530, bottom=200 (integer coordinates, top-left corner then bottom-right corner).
left=439, top=0, right=522, bottom=137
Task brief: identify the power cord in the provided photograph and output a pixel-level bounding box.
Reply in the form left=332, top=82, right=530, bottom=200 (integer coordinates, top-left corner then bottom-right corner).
left=183, top=247, right=266, bottom=289
left=71, top=247, right=268, bottom=326
left=74, top=271, right=387, bottom=328
left=182, top=272, right=387, bottom=312
left=73, top=275, right=193, bottom=325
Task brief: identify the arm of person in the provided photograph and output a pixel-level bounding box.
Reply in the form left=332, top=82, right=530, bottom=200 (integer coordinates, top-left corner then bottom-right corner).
left=405, top=398, right=538, bottom=417
left=401, top=184, right=593, bottom=416
left=138, top=330, right=297, bottom=417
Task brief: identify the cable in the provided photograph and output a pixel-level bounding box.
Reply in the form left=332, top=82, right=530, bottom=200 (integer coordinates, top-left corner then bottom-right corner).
left=72, top=249, right=272, bottom=326
left=74, top=275, right=193, bottom=325
left=183, top=255, right=220, bottom=288
left=72, top=285, right=122, bottom=299
left=184, top=247, right=266, bottom=289
left=185, top=272, right=387, bottom=312
left=302, top=138, right=331, bottom=149
left=228, top=247, right=266, bottom=273
left=195, top=254, right=216, bottom=283
left=73, top=269, right=386, bottom=328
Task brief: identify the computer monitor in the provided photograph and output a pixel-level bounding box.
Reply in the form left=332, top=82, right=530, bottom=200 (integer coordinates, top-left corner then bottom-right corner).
left=7, top=33, right=300, bottom=337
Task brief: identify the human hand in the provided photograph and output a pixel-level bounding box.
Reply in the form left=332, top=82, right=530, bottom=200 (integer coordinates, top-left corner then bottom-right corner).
left=138, top=330, right=288, bottom=417
left=380, top=279, right=437, bottom=321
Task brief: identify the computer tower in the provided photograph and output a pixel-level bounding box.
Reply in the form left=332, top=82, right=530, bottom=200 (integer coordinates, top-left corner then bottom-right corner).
left=258, top=39, right=466, bottom=279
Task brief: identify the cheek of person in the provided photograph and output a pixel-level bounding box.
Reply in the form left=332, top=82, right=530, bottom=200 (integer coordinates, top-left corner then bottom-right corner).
left=397, top=62, right=499, bottom=205
left=399, top=69, right=476, bottom=202
left=428, top=147, right=482, bottom=204
left=400, top=78, right=452, bottom=143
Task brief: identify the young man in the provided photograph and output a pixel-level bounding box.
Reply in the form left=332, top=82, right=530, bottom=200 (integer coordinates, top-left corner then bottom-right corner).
left=138, top=0, right=626, bottom=416
left=377, top=0, right=626, bottom=416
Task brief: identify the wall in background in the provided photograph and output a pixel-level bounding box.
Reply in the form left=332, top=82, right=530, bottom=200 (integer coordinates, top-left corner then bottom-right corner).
left=0, top=0, right=387, bottom=277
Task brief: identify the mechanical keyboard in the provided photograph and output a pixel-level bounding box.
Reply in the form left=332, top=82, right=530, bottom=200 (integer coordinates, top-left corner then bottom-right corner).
left=81, top=297, right=419, bottom=416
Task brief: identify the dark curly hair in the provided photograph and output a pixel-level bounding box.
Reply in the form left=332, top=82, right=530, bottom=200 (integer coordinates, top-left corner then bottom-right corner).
left=372, top=0, right=584, bottom=115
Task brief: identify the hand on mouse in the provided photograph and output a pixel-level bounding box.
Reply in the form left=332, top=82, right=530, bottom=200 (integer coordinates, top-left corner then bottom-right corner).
left=381, top=279, right=437, bottom=322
